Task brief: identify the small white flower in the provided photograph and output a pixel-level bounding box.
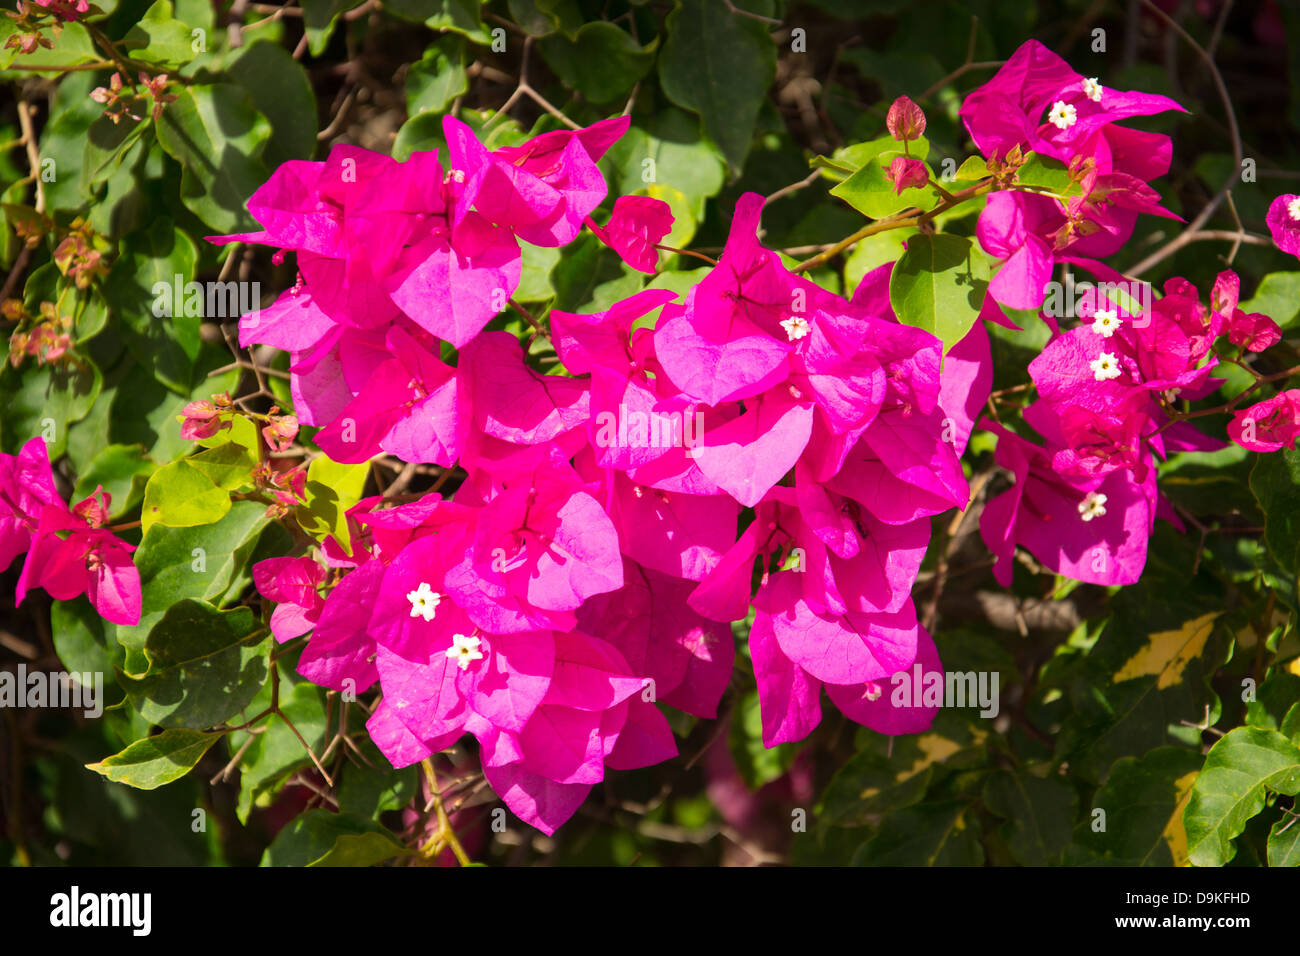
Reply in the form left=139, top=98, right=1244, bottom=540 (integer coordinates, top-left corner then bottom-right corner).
left=446, top=633, right=484, bottom=671
left=863, top=682, right=883, bottom=702
left=780, top=315, right=810, bottom=341
left=1048, top=100, right=1077, bottom=130
left=1288, top=197, right=1300, bottom=221
left=1082, top=77, right=1102, bottom=103
left=1090, top=352, right=1121, bottom=381
left=1090, top=309, right=1121, bottom=338
left=1078, top=491, right=1108, bottom=522
left=406, top=582, right=442, bottom=622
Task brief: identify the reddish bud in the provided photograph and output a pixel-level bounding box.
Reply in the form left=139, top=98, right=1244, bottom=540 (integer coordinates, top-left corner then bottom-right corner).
left=886, top=96, right=926, bottom=142
left=888, top=156, right=929, bottom=195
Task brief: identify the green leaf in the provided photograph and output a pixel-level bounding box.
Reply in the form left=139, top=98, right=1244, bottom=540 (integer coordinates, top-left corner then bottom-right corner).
left=1240, top=272, right=1300, bottom=330
left=1283, top=702, right=1300, bottom=744
left=263, top=809, right=411, bottom=866
left=155, top=84, right=271, bottom=234
left=1065, top=747, right=1203, bottom=866
left=115, top=499, right=269, bottom=672
left=507, top=0, right=582, bottom=36
left=1268, top=814, right=1300, bottom=866
left=297, top=454, right=369, bottom=553
left=377, top=0, right=487, bottom=41
left=140, top=460, right=231, bottom=534
left=102, top=217, right=201, bottom=394
left=514, top=241, right=562, bottom=303
left=227, top=41, right=318, bottom=167
left=232, top=680, right=328, bottom=823
left=86, top=729, right=224, bottom=790
left=831, top=153, right=936, bottom=220
left=728, top=689, right=799, bottom=789
left=36, top=71, right=104, bottom=213
left=72, top=443, right=157, bottom=519
left=851, top=801, right=984, bottom=866
left=187, top=441, right=258, bottom=492
left=81, top=113, right=149, bottom=202
left=538, top=22, right=657, bottom=104
left=300, top=0, right=365, bottom=55
left=122, top=0, right=197, bottom=66
left=0, top=358, right=101, bottom=459
left=337, top=743, right=420, bottom=817
left=658, top=0, right=777, bottom=173
left=844, top=230, right=909, bottom=296
left=983, top=769, right=1078, bottom=865
left=1015, top=152, right=1082, bottom=199
left=952, top=156, right=990, bottom=181
left=119, top=600, right=269, bottom=729
left=51, top=597, right=123, bottom=683
left=0, top=22, right=99, bottom=75
left=888, top=233, right=991, bottom=353
left=405, top=36, right=468, bottom=117
left=1249, top=448, right=1300, bottom=575
left=1184, top=726, right=1300, bottom=867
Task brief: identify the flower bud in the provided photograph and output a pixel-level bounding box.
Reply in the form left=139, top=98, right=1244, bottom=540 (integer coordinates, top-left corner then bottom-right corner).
left=888, top=156, right=929, bottom=195
left=886, top=96, right=926, bottom=142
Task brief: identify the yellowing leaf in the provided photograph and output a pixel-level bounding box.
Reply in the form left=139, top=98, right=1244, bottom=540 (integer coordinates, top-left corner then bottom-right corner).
left=1162, top=770, right=1199, bottom=867
left=1114, top=611, right=1219, bottom=690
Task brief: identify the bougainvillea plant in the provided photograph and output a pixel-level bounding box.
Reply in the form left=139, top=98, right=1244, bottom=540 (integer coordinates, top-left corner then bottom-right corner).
left=2, top=0, right=1299, bottom=868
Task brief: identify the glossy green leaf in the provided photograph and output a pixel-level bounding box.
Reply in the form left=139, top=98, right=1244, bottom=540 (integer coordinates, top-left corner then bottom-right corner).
left=888, top=233, right=991, bottom=353
left=155, top=84, right=271, bottom=233
left=87, top=729, right=225, bottom=790
left=1184, top=726, right=1300, bottom=867
left=119, top=600, right=269, bottom=729
left=658, top=0, right=777, bottom=172
left=263, top=809, right=410, bottom=866
left=140, top=459, right=231, bottom=533
left=539, top=22, right=657, bottom=104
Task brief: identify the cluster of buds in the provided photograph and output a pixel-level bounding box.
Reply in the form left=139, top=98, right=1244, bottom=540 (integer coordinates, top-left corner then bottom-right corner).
left=253, top=459, right=306, bottom=519
left=984, top=144, right=1028, bottom=188
left=3, top=1, right=56, bottom=55
left=2, top=0, right=91, bottom=54
left=52, top=218, right=110, bottom=290
left=5, top=299, right=74, bottom=368
left=90, top=72, right=176, bottom=125
left=260, top=406, right=300, bottom=454
left=178, top=391, right=235, bottom=441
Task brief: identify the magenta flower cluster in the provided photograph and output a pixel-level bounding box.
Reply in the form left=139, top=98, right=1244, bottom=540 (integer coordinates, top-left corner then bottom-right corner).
left=1, top=438, right=141, bottom=626
left=216, top=107, right=971, bottom=832
left=8, top=37, right=1300, bottom=837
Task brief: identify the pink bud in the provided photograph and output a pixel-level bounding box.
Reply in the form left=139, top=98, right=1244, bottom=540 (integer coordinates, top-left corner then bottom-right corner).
left=888, top=156, right=929, bottom=195
left=1228, top=310, right=1281, bottom=352
left=886, top=96, right=926, bottom=142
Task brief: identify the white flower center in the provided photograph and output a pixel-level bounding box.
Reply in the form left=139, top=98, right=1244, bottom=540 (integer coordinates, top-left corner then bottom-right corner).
left=1048, top=100, right=1077, bottom=130
left=446, top=633, right=484, bottom=670
left=1288, top=197, right=1300, bottom=221
left=1090, top=309, right=1121, bottom=338
left=1078, top=491, right=1108, bottom=522
left=1082, top=77, right=1102, bottom=103
left=1090, top=352, right=1121, bottom=381
left=780, top=315, right=810, bottom=341
left=406, top=582, right=442, bottom=622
